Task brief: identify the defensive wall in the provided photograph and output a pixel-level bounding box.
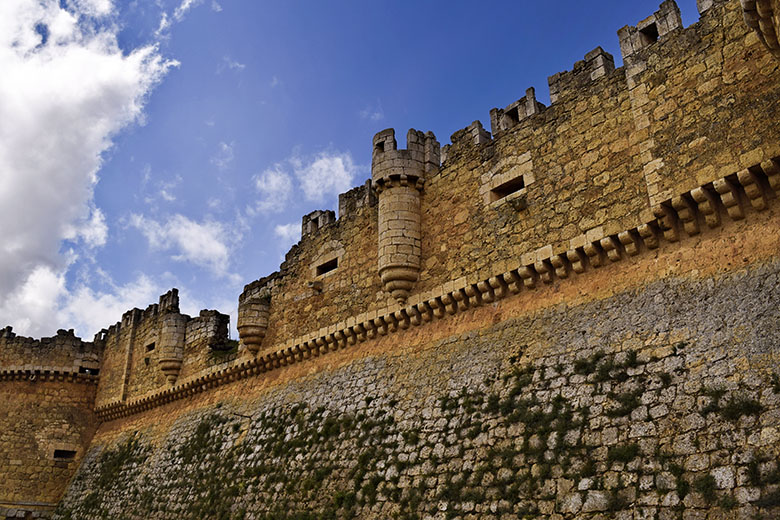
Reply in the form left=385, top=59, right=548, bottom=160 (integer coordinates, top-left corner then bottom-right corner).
left=2, top=1, right=780, bottom=518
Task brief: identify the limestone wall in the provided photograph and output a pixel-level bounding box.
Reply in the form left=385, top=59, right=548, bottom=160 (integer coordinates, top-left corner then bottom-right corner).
left=0, top=381, right=97, bottom=518
left=95, top=289, right=231, bottom=410
left=53, top=204, right=780, bottom=518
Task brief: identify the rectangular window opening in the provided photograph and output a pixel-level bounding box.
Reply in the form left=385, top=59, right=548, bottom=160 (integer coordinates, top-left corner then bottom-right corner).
left=316, top=258, right=338, bottom=276
left=490, top=176, right=526, bottom=202
left=54, top=449, right=76, bottom=461
left=145, top=342, right=155, bottom=352
left=503, top=107, right=520, bottom=129
left=639, top=23, right=659, bottom=45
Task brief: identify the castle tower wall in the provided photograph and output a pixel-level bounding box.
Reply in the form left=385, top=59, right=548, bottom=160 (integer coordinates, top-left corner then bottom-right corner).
left=0, top=329, right=100, bottom=517
left=158, top=312, right=186, bottom=384
left=371, top=128, right=440, bottom=303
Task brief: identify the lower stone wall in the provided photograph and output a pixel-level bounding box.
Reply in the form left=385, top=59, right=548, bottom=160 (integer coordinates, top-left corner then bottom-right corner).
left=0, top=381, right=97, bottom=519
left=53, top=256, right=780, bottom=520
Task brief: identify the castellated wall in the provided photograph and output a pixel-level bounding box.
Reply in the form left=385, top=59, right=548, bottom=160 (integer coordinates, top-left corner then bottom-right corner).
left=0, top=329, right=100, bottom=515
left=2, top=1, right=780, bottom=519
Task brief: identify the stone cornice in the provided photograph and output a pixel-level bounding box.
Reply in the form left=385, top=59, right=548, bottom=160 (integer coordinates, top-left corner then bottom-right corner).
left=0, top=366, right=99, bottom=385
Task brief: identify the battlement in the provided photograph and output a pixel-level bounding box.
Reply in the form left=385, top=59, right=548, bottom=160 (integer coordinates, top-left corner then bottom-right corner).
left=0, top=326, right=101, bottom=379
left=618, top=0, right=683, bottom=63
left=548, top=47, right=616, bottom=103
left=489, top=87, right=545, bottom=135
left=371, top=128, right=440, bottom=188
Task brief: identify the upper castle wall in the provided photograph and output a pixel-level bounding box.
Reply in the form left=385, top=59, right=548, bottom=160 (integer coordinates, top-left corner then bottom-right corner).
left=2, top=0, right=778, bottom=429
left=94, top=289, right=230, bottom=409
left=232, top=0, right=780, bottom=362
left=0, top=326, right=101, bottom=377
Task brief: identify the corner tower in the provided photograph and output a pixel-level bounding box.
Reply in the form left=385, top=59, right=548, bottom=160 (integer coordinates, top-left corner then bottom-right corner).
left=371, top=128, right=439, bottom=303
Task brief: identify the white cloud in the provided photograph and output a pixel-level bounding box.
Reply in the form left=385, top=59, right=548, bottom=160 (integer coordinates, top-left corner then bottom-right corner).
left=173, top=0, right=202, bottom=21
left=155, top=0, right=204, bottom=37
left=211, top=141, right=234, bottom=170
left=0, top=0, right=175, bottom=336
left=220, top=56, right=245, bottom=72
left=249, top=150, right=359, bottom=215
left=130, top=213, right=236, bottom=279
left=211, top=0, right=222, bottom=12
left=67, top=207, right=109, bottom=249
left=274, top=222, right=300, bottom=247
left=251, top=165, right=293, bottom=214
left=294, top=151, right=358, bottom=202
left=360, top=100, right=384, bottom=121
left=0, top=263, right=161, bottom=338
left=70, top=0, right=114, bottom=17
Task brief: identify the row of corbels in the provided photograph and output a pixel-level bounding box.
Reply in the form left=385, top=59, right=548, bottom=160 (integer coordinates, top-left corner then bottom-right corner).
left=94, top=156, right=779, bottom=421
left=372, top=174, right=426, bottom=195
left=0, top=367, right=99, bottom=384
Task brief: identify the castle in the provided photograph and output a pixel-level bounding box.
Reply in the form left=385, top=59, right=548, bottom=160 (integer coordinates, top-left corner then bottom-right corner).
left=2, top=1, right=780, bottom=518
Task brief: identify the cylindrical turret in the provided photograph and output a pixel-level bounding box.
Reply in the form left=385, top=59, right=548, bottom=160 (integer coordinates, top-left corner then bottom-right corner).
left=237, top=278, right=272, bottom=355
left=372, top=128, right=439, bottom=303
left=158, top=312, right=186, bottom=384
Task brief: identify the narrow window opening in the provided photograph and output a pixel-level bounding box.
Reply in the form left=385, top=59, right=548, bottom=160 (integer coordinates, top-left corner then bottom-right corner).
left=54, top=449, right=76, bottom=461
left=490, top=176, right=526, bottom=202
left=375, top=142, right=385, bottom=153
left=503, top=107, right=519, bottom=129
left=316, top=258, right=338, bottom=276
left=146, top=342, right=155, bottom=352
left=639, top=23, right=659, bottom=46
left=144, top=357, right=150, bottom=366
left=78, top=366, right=99, bottom=375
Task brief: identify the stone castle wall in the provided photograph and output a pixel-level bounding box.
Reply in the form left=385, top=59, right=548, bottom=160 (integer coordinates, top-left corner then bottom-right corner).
left=0, top=328, right=101, bottom=514
left=2, top=0, right=780, bottom=518
left=54, top=206, right=780, bottom=519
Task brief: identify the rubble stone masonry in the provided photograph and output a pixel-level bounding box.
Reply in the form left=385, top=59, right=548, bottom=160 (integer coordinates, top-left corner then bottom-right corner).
left=2, top=1, right=780, bottom=518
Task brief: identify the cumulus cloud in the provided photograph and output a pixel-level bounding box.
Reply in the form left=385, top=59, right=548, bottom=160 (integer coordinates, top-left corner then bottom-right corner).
left=0, top=263, right=162, bottom=338
left=0, top=0, right=175, bottom=336
left=274, top=222, right=300, bottom=247
left=251, top=165, right=293, bottom=214
left=130, top=214, right=236, bottom=279
left=249, top=150, right=358, bottom=216
left=64, top=207, right=109, bottom=249
left=293, top=151, right=358, bottom=202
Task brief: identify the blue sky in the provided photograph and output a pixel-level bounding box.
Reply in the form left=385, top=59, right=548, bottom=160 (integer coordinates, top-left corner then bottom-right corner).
left=0, top=0, right=700, bottom=338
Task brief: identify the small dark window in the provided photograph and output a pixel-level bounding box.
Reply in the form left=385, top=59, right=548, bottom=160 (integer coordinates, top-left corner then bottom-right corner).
left=316, top=258, right=338, bottom=276
left=504, top=107, right=520, bottom=127
left=375, top=142, right=385, bottom=152
left=490, top=176, right=526, bottom=202
left=146, top=342, right=155, bottom=352
left=639, top=23, right=659, bottom=45
left=54, top=449, right=76, bottom=461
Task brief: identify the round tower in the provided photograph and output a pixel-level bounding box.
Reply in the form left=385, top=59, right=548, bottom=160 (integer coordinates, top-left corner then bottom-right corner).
left=371, top=128, right=439, bottom=303
left=158, top=312, right=186, bottom=384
